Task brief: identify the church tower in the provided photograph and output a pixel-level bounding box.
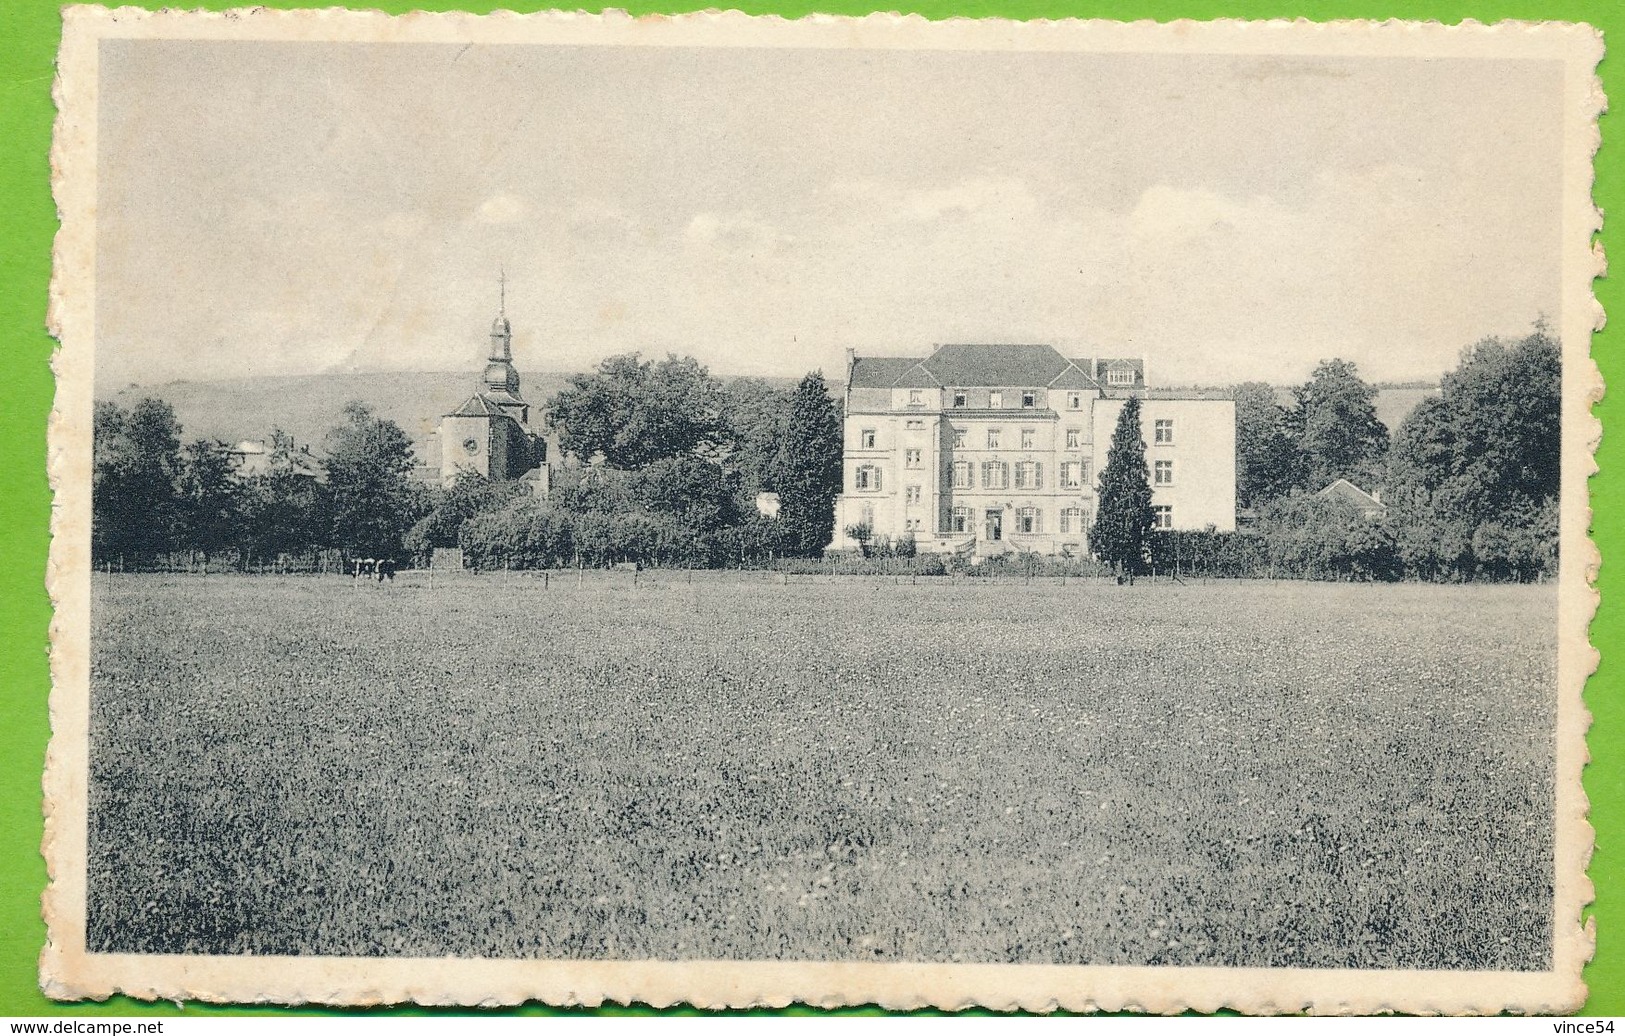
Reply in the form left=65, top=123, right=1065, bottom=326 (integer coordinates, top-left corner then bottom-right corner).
left=439, top=272, right=543, bottom=485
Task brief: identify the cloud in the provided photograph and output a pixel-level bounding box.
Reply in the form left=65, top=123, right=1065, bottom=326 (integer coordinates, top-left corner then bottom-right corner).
left=899, top=176, right=1040, bottom=224
left=1128, top=184, right=1262, bottom=244
left=683, top=211, right=789, bottom=253
left=473, top=194, right=532, bottom=225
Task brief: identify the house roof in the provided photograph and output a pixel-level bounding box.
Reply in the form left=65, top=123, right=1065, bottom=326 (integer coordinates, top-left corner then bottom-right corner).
left=848, top=344, right=1103, bottom=390
left=223, top=440, right=325, bottom=480
left=1318, top=478, right=1386, bottom=512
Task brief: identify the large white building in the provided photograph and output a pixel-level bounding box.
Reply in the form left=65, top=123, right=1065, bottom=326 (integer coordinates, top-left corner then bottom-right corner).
left=828, top=344, right=1236, bottom=558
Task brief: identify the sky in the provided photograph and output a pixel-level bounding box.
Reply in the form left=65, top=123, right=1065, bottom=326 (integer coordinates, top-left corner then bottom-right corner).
left=95, top=39, right=1565, bottom=389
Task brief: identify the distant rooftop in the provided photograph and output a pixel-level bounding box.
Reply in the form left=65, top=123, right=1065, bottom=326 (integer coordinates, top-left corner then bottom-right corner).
left=848, top=344, right=1145, bottom=391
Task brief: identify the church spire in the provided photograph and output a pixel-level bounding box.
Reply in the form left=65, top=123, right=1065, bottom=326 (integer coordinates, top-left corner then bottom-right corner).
left=489, top=267, right=512, bottom=363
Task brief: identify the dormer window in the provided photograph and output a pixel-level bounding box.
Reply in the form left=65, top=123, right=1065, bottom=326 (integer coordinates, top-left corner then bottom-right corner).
left=989, top=391, right=1003, bottom=409
left=908, top=389, right=924, bottom=407
left=952, top=390, right=967, bottom=408
left=1107, top=368, right=1135, bottom=387
left=1021, top=390, right=1037, bottom=408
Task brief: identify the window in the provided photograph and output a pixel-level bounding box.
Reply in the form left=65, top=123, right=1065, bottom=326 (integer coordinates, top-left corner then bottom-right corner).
left=980, top=461, right=1009, bottom=490
left=952, top=427, right=967, bottom=448
left=860, top=428, right=876, bottom=449
left=1107, top=368, right=1135, bottom=387
left=908, top=389, right=923, bottom=407
left=1015, top=506, right=1041, bottom=534
left=905, top=485, right=922, bottom=504
left=1154, top=419, right=1174, bottom=445
left=1020, top=428, right=1036, bottom=450
left=1067, top=392, right=1082, bottom=410
left=1153, top=504, right=1173, bottom=530
left=905, top=448, right=923, bottom=469
left=952, top=390, right=967, bottom=408
left=989, top=391, right=1003, bottom=409
left=952, top=461, right=973, bottom=489
left=1021, top=390, right=1037, bottom=409
left=1061, top=462, right=1082, bottom=489
left=1065, top=427, right=1082, bottom=449
left=1014, top=461, right=1043, bottom=490
left=1060, top=506, right=1084, bottom=534
left=986, top=428, right=1002, bottom=449
left=1154, top=459, right=1174, bottom=486
left=854, top=464, right=882, bottom=492
left=906, top=418, right=925, bottom=430
left=949, top=506, right=972, bottom=533
left=904, top=517, right=922, bottom=530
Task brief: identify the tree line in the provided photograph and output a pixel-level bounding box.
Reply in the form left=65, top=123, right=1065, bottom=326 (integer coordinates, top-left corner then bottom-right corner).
left=1089, top=326, right=1561, bottom=582
left=97, top=328, right=1560, bottom=582
left=91, top=356, right=843, bottom=571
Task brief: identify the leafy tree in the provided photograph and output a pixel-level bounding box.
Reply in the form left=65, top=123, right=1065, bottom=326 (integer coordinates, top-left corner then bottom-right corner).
left=550, top=465, right=634, bottom=515
left=460, top=497, right=575, bottom=570
left=630, top=455, right=740, bottom=533
left=1258, top=494, right=1399, bottom=581
left=772, top=371, right=843, bottom=556
left=93, top=398, right=184, bottom=564
left=1089, top=396, right=1155, bottom=578
left=238, top=430, right=330, bottom=565
left=404, top=471, right=529, bottom=563
left=1438, top=330, right=1562, bottom=515
left=548, top=353, right=726, bottom=469
left=324, top=402, right=426, bottom=557
left=1232, top=381, right=1301, bottom=508
left=1385, top=327, right=1561, bottom=581
left=1290, top=359, right=1389, bottom=490
left=174, top=439, right=240, bottom=560
left=721, top=377, right=792, bottom=498
left=843, top=521, right=874, bottom=556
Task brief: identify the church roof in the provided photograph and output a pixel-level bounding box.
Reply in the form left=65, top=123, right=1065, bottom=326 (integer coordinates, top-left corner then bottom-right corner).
left=446, top=393, right=525, bottom=422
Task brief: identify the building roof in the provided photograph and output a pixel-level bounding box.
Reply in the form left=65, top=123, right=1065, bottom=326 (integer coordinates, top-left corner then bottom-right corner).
left=224, top=440, right=325, bottom=480
left=848, top=344, right=1104, bottom=390
left=847, top=356, right=922, bottom=388
left=446, top=392, right=526, bottom=422
left=924, top=344, right=1074, bottom=387
left=1318, top=478, right=1386, bottom=513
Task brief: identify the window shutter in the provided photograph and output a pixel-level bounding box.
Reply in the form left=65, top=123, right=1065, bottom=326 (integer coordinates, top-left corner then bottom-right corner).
left=1034, top=463, right=1043, bottom=489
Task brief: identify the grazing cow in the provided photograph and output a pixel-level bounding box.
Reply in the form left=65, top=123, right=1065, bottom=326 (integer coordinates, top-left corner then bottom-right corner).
left=377, top=558, right=396, bottom=582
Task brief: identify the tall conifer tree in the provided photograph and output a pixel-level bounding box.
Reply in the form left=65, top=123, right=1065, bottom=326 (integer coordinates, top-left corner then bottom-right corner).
left=1090, top=396, right=1155, bottom=578
left=773, top=371, right=843, bottom=556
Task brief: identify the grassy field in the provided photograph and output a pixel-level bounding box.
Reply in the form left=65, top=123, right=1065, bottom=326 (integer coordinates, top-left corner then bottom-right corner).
left=87, top=574, right=1555, bottom=969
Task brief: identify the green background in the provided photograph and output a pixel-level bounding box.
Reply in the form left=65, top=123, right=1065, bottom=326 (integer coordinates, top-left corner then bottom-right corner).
left=0, top=0, right=1616, bottom=1018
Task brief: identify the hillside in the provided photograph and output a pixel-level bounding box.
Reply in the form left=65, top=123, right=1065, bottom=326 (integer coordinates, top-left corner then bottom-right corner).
left=100, top=370, right=804, bottom=458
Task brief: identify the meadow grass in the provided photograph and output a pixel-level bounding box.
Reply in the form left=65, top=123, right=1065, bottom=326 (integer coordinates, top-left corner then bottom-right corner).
left=87, top=575, right=1555, bottom=969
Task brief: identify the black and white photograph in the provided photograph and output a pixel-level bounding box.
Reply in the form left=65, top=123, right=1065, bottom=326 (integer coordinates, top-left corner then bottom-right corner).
left=44, top=9, right=1601, bottom=1013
